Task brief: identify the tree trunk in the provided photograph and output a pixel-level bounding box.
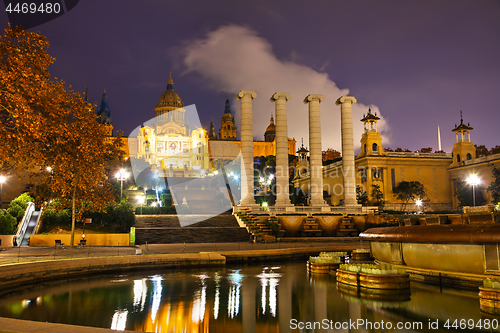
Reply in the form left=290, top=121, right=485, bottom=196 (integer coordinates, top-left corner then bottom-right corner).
left=70, top=173, right=79, bottom=247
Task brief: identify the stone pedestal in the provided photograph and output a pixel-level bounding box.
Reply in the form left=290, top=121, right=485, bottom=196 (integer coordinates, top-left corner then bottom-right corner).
left=304, top=94, right=326, bottom=207
left=335, top=96, right=359, bottom=207
left=271, top=92, right=292, bottom=207
left=237, top=91, right=257, bottom=206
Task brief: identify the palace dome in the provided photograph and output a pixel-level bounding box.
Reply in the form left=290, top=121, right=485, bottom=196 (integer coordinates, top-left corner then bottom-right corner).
left=265, top=115, right=276, bottom=133
left=155, top=73, right=184, bottom=108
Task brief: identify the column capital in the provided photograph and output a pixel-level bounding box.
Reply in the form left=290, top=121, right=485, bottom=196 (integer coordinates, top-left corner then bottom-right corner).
left=335, top=96, right=357, bottom=106
left=237, top=90, right=257, bottom=100
left=270, top=92, right=291, bottom=102
left=303, top=94, right=325, bottom=104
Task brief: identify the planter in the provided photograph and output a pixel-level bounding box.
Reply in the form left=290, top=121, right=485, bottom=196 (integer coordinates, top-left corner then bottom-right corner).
left=306, top=261, right=340, bottom=274
left=479, top=287, right=500, bottom=315
left=336, top=269, right=410, bottom=291
left=350, top=252, right=373, bottom=261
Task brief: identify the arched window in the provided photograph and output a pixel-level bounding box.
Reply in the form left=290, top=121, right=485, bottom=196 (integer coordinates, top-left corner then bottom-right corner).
left=364, top=144, right=367, bottom=154
left=372, top=143, right=378, bottom=152
left=467, top=153, right=472, bottom=160
left=457, top=154, right=461, bottom=163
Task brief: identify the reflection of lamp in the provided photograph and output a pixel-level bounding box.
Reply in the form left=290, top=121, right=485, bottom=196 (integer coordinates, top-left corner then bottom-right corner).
left=0, top=175, right=7, bottom=209
left=115, top=169, right=129, bottom=201
left=467, top=174, right=481, bottom=207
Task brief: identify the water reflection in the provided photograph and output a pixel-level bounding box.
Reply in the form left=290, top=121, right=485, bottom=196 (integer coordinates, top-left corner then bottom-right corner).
left=0, top=262, right=494, bottom=332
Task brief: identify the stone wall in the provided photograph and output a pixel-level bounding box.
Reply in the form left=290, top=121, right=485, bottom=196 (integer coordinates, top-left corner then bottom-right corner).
left=135, top=227, right=250, bottom=244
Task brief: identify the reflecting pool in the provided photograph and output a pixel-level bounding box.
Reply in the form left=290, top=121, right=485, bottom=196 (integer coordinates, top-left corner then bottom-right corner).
left=0, top=262, right=497, bottom=332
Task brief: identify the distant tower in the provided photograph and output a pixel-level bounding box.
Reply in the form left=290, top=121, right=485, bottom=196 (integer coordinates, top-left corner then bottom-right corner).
left=438, top=125, right=442, bottom=152
left=358, top=108, right=386, bottom=157
left=295, top=140, right=309, bottom=178
left=219, top=98, right=237, bottom=140
left=451, top=111, right=475, bottom=167
left=96, top=90, right=113, bottom=136
left=264, top=114, right=276, bottom=142
left=208, top=119, right=217, bottom=140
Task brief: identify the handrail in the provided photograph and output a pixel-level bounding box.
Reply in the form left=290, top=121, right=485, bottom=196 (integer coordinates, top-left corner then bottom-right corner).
left=15, top=202, right=35, bottom=246
left=33, top=206, right=44, bottom=235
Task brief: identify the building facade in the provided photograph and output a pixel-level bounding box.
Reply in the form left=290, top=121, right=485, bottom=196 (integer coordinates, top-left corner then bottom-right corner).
left=125, top=74, right=296, bottom=176
left=293, top=109, right=500, bottom=211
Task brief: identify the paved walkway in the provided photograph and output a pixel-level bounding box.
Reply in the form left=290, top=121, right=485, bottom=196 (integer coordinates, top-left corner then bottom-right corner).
left=0, top=240, right=367, bottom=264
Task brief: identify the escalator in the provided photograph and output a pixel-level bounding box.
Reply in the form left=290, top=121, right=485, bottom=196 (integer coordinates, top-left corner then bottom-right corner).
left=20, top=210, right=40, bottom=246
left=15, top=202, right=43, bottom=246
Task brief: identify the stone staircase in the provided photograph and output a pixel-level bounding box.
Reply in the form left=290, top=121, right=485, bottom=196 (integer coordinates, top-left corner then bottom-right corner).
left=300, top=215, right=323, bottom=237
left=336, top=216, right=359, bottom=237
left=235, top=209, right=282, bottom=242
left=134, top=214, right=241, bottom=228
left=134, top=214, right=250, bottom=244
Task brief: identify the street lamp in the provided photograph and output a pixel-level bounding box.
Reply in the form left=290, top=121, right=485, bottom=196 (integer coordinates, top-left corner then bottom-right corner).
left=138, top=196, right=145, bottom=215
left=46, top=167, right=54, bottom=201
left=416, top=199, right=423, bottom=213
left=0, top=176, right=6, bottom=209
left=115, top=169, right=129, bottom=201
left=467, top=174, right=481, bottom=207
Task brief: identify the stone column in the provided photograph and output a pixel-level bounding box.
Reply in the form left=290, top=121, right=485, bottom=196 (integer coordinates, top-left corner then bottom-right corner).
left=335, top=96, right=359, bottom=206
left=271, top=92, right=292, bottom=207
left=304, top=94, right=326, bottom=206
left=237, top=90, right=257, bottom=206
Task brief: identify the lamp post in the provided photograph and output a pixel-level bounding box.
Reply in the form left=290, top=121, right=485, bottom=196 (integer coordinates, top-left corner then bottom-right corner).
left=467, top=174, right=480, bottom=207
left=115, top=169, right=129, bottom=202
left=138, top=196, right=145, bottom=215
left=0, top=176, right=6, bottom=209
left=416, top=199, right=423, bottom=213
left=46, top=166, right=54, bottom=201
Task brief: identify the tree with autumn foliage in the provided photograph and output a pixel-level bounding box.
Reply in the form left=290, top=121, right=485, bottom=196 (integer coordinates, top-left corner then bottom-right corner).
left=322, top=148, right=341, bottom=165
left=0, top=25, right=123, bottom=246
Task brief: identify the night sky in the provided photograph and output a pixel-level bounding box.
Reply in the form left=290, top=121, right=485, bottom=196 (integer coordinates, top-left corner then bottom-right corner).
left=2, top=0, right=499, bottom=154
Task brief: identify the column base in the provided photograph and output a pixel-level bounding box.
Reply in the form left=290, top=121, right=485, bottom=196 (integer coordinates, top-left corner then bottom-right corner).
left=275, top=201, right=293, bottom=207
left=342, top=203, right=361, bottom=208
left=309, top=200, right=328, bottom=207
left=238, top=201, right=259, bottom=207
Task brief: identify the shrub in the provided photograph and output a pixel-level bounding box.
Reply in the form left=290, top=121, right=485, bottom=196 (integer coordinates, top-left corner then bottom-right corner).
left=7, top=193, right=34, bottom=222
left=41, top=206, right=72, bottom=228
left=0, top=210, right=17, bottom=234
left=84, top=201, right=135, bottom=232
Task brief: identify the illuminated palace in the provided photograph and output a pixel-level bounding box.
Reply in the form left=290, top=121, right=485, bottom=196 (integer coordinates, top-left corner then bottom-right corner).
left=124, top=74, right=296, bottom=176
left=293, top=109, right=500, bottom=211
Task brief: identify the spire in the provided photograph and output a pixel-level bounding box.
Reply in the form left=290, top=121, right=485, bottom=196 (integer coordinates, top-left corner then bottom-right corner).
left=452, top=110, right=473, bottom=132
left=270, top=114, right=274, bottom=125
left=208, top=119, right=217, bottom=140
left=438, top=125, right=442, bottom=152
left=224, top=98, right=232, bottom=114
left=166, top=72, right=174, bottom=91
left=96, top=90, right=111, bottom=124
